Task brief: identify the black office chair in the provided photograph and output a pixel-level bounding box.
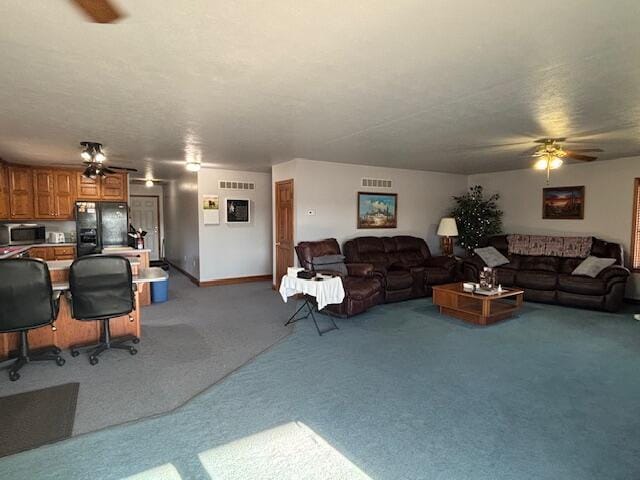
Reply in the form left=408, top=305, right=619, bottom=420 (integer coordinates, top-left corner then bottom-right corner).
left=0, top=259, right=66, bottom=381
left=68, top=255, right=139, bottom=365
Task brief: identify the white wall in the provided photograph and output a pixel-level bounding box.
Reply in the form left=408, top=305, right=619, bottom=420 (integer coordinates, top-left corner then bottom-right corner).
left=130, top=183, right=165, bottom=255
left=197, top=168, right=272, bottom=282
left=272, top=158, right=468, bottom=278
left=469, top=156, right=640, bottom=298
left=164, top=172, right=200, bottom=278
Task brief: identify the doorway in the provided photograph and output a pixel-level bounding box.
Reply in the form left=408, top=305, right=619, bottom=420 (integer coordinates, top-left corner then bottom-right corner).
left=275, top=179, right=294, bottom=288
left=130, top=195, right=161, bottom=261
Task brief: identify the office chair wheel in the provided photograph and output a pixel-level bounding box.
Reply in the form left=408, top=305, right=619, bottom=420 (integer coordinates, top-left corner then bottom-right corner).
left=56, top=356, right=66, bottom=367
left=52, top=347, right=61, bottom=354
left=9, top=371, right=20, bottom=382
left=132, top=338, right=140, bottom=344
left=70, top=350, right=80, bottom=358
left=129, top=347, right=138, bottom=355
left=89, top=355, right=99, bottom=366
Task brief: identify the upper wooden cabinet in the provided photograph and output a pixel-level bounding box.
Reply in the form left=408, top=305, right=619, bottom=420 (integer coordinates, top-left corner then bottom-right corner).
left=9, top=166, right=35, bottom=220
left=0, top=163, right=9, bottom=220
left=32, top=168, right=77, bottom=220
left=76, top=172, right=127, bottom=202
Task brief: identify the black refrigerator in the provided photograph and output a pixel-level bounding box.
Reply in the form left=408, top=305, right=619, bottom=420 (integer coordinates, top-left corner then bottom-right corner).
left=76, top=201, right=129, bottom=257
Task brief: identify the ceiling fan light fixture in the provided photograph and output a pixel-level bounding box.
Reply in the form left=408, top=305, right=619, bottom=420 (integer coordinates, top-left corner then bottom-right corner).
left=550, top=157, right=563, bottom=169
left=94, top=151, right=106, bottom=163
left=534, top=158, right=549, bottom=170
left=81, top=150, right=92, bottom=161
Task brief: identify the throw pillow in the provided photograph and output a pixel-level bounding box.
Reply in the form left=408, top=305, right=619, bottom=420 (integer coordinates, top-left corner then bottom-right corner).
left=474, top=247, right=510, bottom=268
left=571, top=256, right=616, bottom=278
left=311, top=254, right=348, bottom=276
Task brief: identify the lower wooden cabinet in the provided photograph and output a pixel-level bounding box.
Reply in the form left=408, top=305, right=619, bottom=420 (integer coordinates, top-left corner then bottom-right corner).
left=29, top=245, right=76, bottom=261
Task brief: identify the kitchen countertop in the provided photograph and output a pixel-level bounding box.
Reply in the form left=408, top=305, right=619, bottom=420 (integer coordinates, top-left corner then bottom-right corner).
left=101, top=246, right=152, bottom=254
left=51, top=267, right=168, bottom=291
left=46, top=258, right=141, bottom=271
left=0, top=243, right=76, bottom=260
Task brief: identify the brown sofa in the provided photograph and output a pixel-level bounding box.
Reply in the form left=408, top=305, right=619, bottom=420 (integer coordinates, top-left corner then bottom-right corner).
left=343, top=236, right=458, bottom=302
left=295, top=239, right=384, bottom=317
left=463, top=234, right=630, bottom=312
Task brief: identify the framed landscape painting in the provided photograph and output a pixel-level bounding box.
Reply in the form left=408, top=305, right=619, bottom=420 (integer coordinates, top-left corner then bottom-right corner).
left=357, top=192, right=397, bottom=229
left=542, top=186, right=585, bottom=220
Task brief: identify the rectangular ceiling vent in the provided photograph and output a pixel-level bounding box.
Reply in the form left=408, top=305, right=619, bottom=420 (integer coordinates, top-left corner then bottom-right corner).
left=361, top=177, right=392, bottom=189
left=219, top=180, right=255, bottom=190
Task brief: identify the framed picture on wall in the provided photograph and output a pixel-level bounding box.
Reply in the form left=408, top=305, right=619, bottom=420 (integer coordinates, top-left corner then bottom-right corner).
left=225, top=198, right=251, bottom=223
left=357, top=192, right=398, bottom=229
left=542, top=186, right=585, bottom=220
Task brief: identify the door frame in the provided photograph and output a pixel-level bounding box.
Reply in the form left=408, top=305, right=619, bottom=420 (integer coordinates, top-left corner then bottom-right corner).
left=274, top=179, right=294, bottom=289
left=130, top=194, right=162, bottom=260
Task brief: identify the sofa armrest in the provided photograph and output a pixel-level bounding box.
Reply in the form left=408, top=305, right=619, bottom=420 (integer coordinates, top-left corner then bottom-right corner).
left=461, top=254, right=485, bottom=281
left=597, top=265, right=630, bottom=283
left=424, top=255, right=457, bottom=273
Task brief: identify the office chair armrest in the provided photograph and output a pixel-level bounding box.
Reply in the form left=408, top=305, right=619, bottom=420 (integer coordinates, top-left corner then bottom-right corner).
left=51, top=290, right=62, bottom=318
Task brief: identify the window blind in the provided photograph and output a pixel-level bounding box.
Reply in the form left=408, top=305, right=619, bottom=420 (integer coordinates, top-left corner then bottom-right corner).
left=632, top=178, right=640, bottom=271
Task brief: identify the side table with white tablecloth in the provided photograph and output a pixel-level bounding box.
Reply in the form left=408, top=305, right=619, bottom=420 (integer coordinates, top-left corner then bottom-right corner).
left=279, top=274, right=345, bottom=335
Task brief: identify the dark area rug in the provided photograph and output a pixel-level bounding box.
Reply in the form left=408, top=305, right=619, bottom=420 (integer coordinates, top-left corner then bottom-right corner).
left=0, top=383, right=79, bottom=458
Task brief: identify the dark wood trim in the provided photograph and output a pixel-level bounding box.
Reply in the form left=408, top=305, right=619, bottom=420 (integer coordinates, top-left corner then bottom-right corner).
left=631, top=178, right=640, bottom=272
left=357, top=191, right=398, bottom=229
left=167, top=261, right=200, bottom=285
left=199, top=274, right=272, bottom=287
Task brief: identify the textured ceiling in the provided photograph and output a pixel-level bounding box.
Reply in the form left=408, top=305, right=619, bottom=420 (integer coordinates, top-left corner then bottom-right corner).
left=1, top=0, right=639, bottom=180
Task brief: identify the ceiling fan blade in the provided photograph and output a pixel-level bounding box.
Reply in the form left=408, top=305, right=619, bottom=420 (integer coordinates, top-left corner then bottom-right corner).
left=534, top=137, right=566, bottom=144
left=566, top=153, right=598, bottom=162
left=109, top=165, right=139, bottom=172
left=69, top=0, right=123, bottom=23
left=102, top=167, right=117, bottom=175
left=564, top=148, right=604, bottom=153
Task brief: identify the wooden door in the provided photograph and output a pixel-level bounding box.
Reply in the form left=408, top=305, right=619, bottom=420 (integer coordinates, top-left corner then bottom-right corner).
left=0, top=163, right=9, bottom=220
left=33, top=169, right=56, bottom=219
left=9, top=166, right=34, bottom=219
left=130, top=195, right=160, bottom=260
left=275, top=179, right=294, bottom=288
left=54, top=170, right=76, bottom=219
left=101, top=173, right=127, bottom=201
left=76, top=172, right=101, bottom=200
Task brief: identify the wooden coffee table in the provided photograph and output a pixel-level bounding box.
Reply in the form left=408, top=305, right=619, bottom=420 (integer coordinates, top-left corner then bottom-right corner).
left=432, top=282, right=524, bottom=326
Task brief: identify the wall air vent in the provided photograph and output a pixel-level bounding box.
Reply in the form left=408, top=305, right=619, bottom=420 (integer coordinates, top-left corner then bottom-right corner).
left=361, top=178, right=392, bottom=188
left=219, top=180, right=255, bottom=190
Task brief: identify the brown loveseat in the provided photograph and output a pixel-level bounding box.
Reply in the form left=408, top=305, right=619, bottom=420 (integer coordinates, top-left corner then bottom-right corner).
left=295, top=239, right=384, bottom=317
left=343, top=236, right=458, bottom=302
left=463, top=234, right=630, bottom=312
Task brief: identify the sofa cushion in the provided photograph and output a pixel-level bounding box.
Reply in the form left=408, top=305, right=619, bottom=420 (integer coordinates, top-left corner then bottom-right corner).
left=558, top=274, right=607, bottom=295
left=572, top=256, right=616, bottom=278
left=495, top=267, right=517, bottom=286
left=475, top=246, right=509, bottom=268
left=342, top=276, right=382, bottom=300
left=386, top=270, right=414, bottom=290
left=356, top=237, right=385, bottom=254
left=559, top=258, right=583, bottom=274
left=519, top=256, right=560, bottom=273
left=515, top=270, right=557, bottom=290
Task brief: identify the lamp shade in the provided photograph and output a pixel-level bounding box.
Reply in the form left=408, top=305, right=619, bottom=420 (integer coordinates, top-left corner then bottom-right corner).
left=437, top=217, right=458, bottom=237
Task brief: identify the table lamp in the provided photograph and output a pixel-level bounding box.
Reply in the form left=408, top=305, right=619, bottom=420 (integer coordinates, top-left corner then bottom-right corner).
left=437, top=217, right=458, bottom=256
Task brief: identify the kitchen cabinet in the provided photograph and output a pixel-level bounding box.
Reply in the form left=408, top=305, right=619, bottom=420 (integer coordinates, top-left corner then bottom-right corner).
left=76, top=172, right=127, bottom=201
left=9, top=166, right=35, bottom=220
left=0, top=163, right=9, bottom=220
left=33, top=168, right=77, bottom=220
left=28, top=245, right=76, bottom=261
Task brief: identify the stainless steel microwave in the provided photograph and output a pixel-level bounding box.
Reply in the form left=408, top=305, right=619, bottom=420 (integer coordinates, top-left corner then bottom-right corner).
left=0, top=224, right=46, bottom=246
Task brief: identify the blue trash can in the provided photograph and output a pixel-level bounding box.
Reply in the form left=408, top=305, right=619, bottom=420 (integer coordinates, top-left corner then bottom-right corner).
left=151, top=278, right=169, bottom=303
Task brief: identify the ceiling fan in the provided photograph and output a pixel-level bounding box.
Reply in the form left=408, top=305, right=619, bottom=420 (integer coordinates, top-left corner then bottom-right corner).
left=69, top=0, right=125, bottom=23
left=52, top=141, right=139, bottom=178
left=531, top=138, right=603, bottom=183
